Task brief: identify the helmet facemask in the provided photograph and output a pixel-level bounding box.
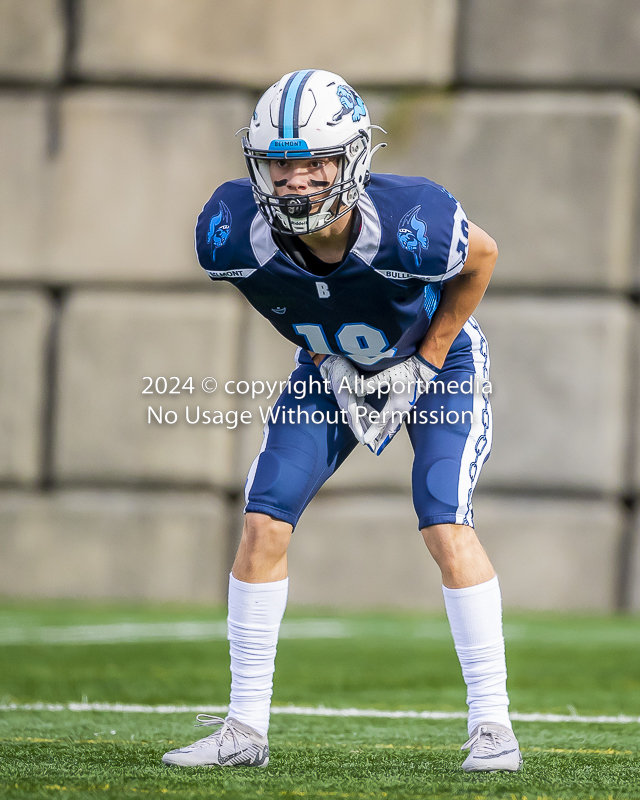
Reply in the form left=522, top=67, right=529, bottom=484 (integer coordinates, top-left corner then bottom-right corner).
left=243, top=131, right=370, bottom=236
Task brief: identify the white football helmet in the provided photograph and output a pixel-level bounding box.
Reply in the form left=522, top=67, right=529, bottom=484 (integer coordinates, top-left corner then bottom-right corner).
left=242, top=69, right=385, bottom=235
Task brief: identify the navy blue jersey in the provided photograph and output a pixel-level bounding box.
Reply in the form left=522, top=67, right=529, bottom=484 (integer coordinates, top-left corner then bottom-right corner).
left=195, top=174, right=469, bottom=372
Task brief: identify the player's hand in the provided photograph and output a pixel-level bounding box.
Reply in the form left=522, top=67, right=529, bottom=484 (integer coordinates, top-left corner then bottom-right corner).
left=362, top=354, right=440, bottom=455
left=317, top=355, right=371, bottom=443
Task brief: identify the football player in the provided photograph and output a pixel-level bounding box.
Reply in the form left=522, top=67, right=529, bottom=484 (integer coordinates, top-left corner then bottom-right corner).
left=162, top=70, right=521, bottom=772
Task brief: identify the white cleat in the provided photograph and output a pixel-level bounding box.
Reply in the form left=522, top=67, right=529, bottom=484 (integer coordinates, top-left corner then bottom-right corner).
left=461, top=723, right=522, bottom=772
left=162, top=715, right=269, bottom=768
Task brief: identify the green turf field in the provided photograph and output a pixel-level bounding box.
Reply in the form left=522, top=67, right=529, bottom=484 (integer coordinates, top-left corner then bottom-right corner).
left=0, top=600, right=639, bottom=799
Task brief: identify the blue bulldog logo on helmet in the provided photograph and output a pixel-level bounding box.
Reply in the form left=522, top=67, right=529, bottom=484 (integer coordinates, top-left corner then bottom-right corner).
left=398, top=205, right=429, bottom=267
left=331, top=85, right=367, bottom=124
left=207, top=201, right=232, bottom=260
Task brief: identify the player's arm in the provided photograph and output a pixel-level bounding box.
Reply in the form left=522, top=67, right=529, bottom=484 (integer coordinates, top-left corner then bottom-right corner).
left=417, top=221, right=497, bottom=369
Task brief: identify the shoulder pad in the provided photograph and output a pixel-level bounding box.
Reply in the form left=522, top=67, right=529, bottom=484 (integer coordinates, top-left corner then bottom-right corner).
left=195, top=180, right=259, bottom=280
left=375, top=178, right=469, bottom=283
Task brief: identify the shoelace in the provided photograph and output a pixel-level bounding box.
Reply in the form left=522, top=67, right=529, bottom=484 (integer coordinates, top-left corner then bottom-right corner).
left=194, top=714, right=227, bottom=729
left=461, top=725, right=512, bottom=754
left=185, top=714, right=242, bottom=752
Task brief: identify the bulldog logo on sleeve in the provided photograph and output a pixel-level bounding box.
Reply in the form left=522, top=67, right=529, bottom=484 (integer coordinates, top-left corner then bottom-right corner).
left=207, top=201, right=232, bottom=261
left=398, top=205, right=429, bottom=267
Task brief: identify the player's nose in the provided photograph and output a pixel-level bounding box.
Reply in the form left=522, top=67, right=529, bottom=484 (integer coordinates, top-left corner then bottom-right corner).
left=285, top=167, right=311, bottom=190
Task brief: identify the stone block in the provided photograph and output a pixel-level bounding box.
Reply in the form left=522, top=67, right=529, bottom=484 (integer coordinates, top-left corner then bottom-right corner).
left=0, top=93, right=51, bottom=278
left=55, top=290, right=242, bottom=487
left=0, top=491, right=228, bottom=601
left=633, top=313, right=640, bottom=490
left=76, top=0, right=456, bottom=87
left=474, top=297, right=631, bottom=492
left=288, top=494, right=444, bottom=609
left=373, top=92, right=640, bottom=289
left=0, top=292, right=52, bottom=484
left=635, top=151, right=640, bottom=288
left=0, top=0, right=64, bottom=81
left=629, top=510, right=640, bottom=612
left=627, top=312, right=640, bottom=493
left=459, top=0, right=640, bottom=88
left=43, top=89, right=250, bottom=282
left=473, top=496, right=621, bottom=611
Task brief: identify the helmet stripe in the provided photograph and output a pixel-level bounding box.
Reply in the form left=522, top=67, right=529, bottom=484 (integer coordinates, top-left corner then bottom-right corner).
left=290, top=70, right=314, bottom=138
left=279, top=69, right=313, bottom=139
left=278, top=72, right=298, bottom=138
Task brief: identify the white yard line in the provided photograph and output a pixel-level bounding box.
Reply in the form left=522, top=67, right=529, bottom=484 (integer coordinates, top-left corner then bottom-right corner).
left=1, top=619, right=640, bottom=646
left=0, top=702, right=638, bottom=725
left=0, top=619, right=348, bottom=645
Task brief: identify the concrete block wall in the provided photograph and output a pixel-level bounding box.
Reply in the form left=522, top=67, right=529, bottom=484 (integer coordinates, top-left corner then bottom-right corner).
left=475, top=298, right=632, bottom=492
left=0, top=1, right=65, bottom=82
left=74, top=0, right=457, bottom=87
left=0, top=491, right=228, bottom=601
left=1, top=0, right=638, bottom=609
left=0, top=292, right=52, bottom=484
left=371, top=92, right=639, bottom=289
left=55, top=291, right=243, bottom=486
left=459, top=0, right=640, bottom=87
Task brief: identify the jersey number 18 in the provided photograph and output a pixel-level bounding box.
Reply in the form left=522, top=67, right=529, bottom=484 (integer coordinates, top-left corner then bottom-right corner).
left=293, top=322, right=397, bottom=366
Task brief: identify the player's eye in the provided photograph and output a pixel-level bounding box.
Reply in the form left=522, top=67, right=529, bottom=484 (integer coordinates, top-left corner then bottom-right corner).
left=310, top=160, right=326, bottom=169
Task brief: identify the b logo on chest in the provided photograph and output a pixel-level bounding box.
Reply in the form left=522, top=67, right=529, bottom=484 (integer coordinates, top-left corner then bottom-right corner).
left=316, top=282, right=330, bottom=299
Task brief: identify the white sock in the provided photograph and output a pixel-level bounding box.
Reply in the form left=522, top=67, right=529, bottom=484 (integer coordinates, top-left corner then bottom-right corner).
left=227, top=573, right=288, bottom=737
left=442, top=575, right=511, bottom=735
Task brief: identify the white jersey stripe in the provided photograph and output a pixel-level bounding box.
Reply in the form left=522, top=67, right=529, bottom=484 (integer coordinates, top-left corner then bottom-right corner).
left=352, top=191, right=381, bottom=266
left=445, top=201, right=469, bottom=281
left=249, top=211, right=278, bottom=266
left=244, top=421, right=270, bottom=507
left=455, top=316, right=492, bottom=525
left=373, top=269, right=444, bottom=283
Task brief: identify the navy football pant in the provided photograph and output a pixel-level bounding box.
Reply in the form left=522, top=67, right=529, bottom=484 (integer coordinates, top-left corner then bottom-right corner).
left=244, top=317, right=492, bottom=531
